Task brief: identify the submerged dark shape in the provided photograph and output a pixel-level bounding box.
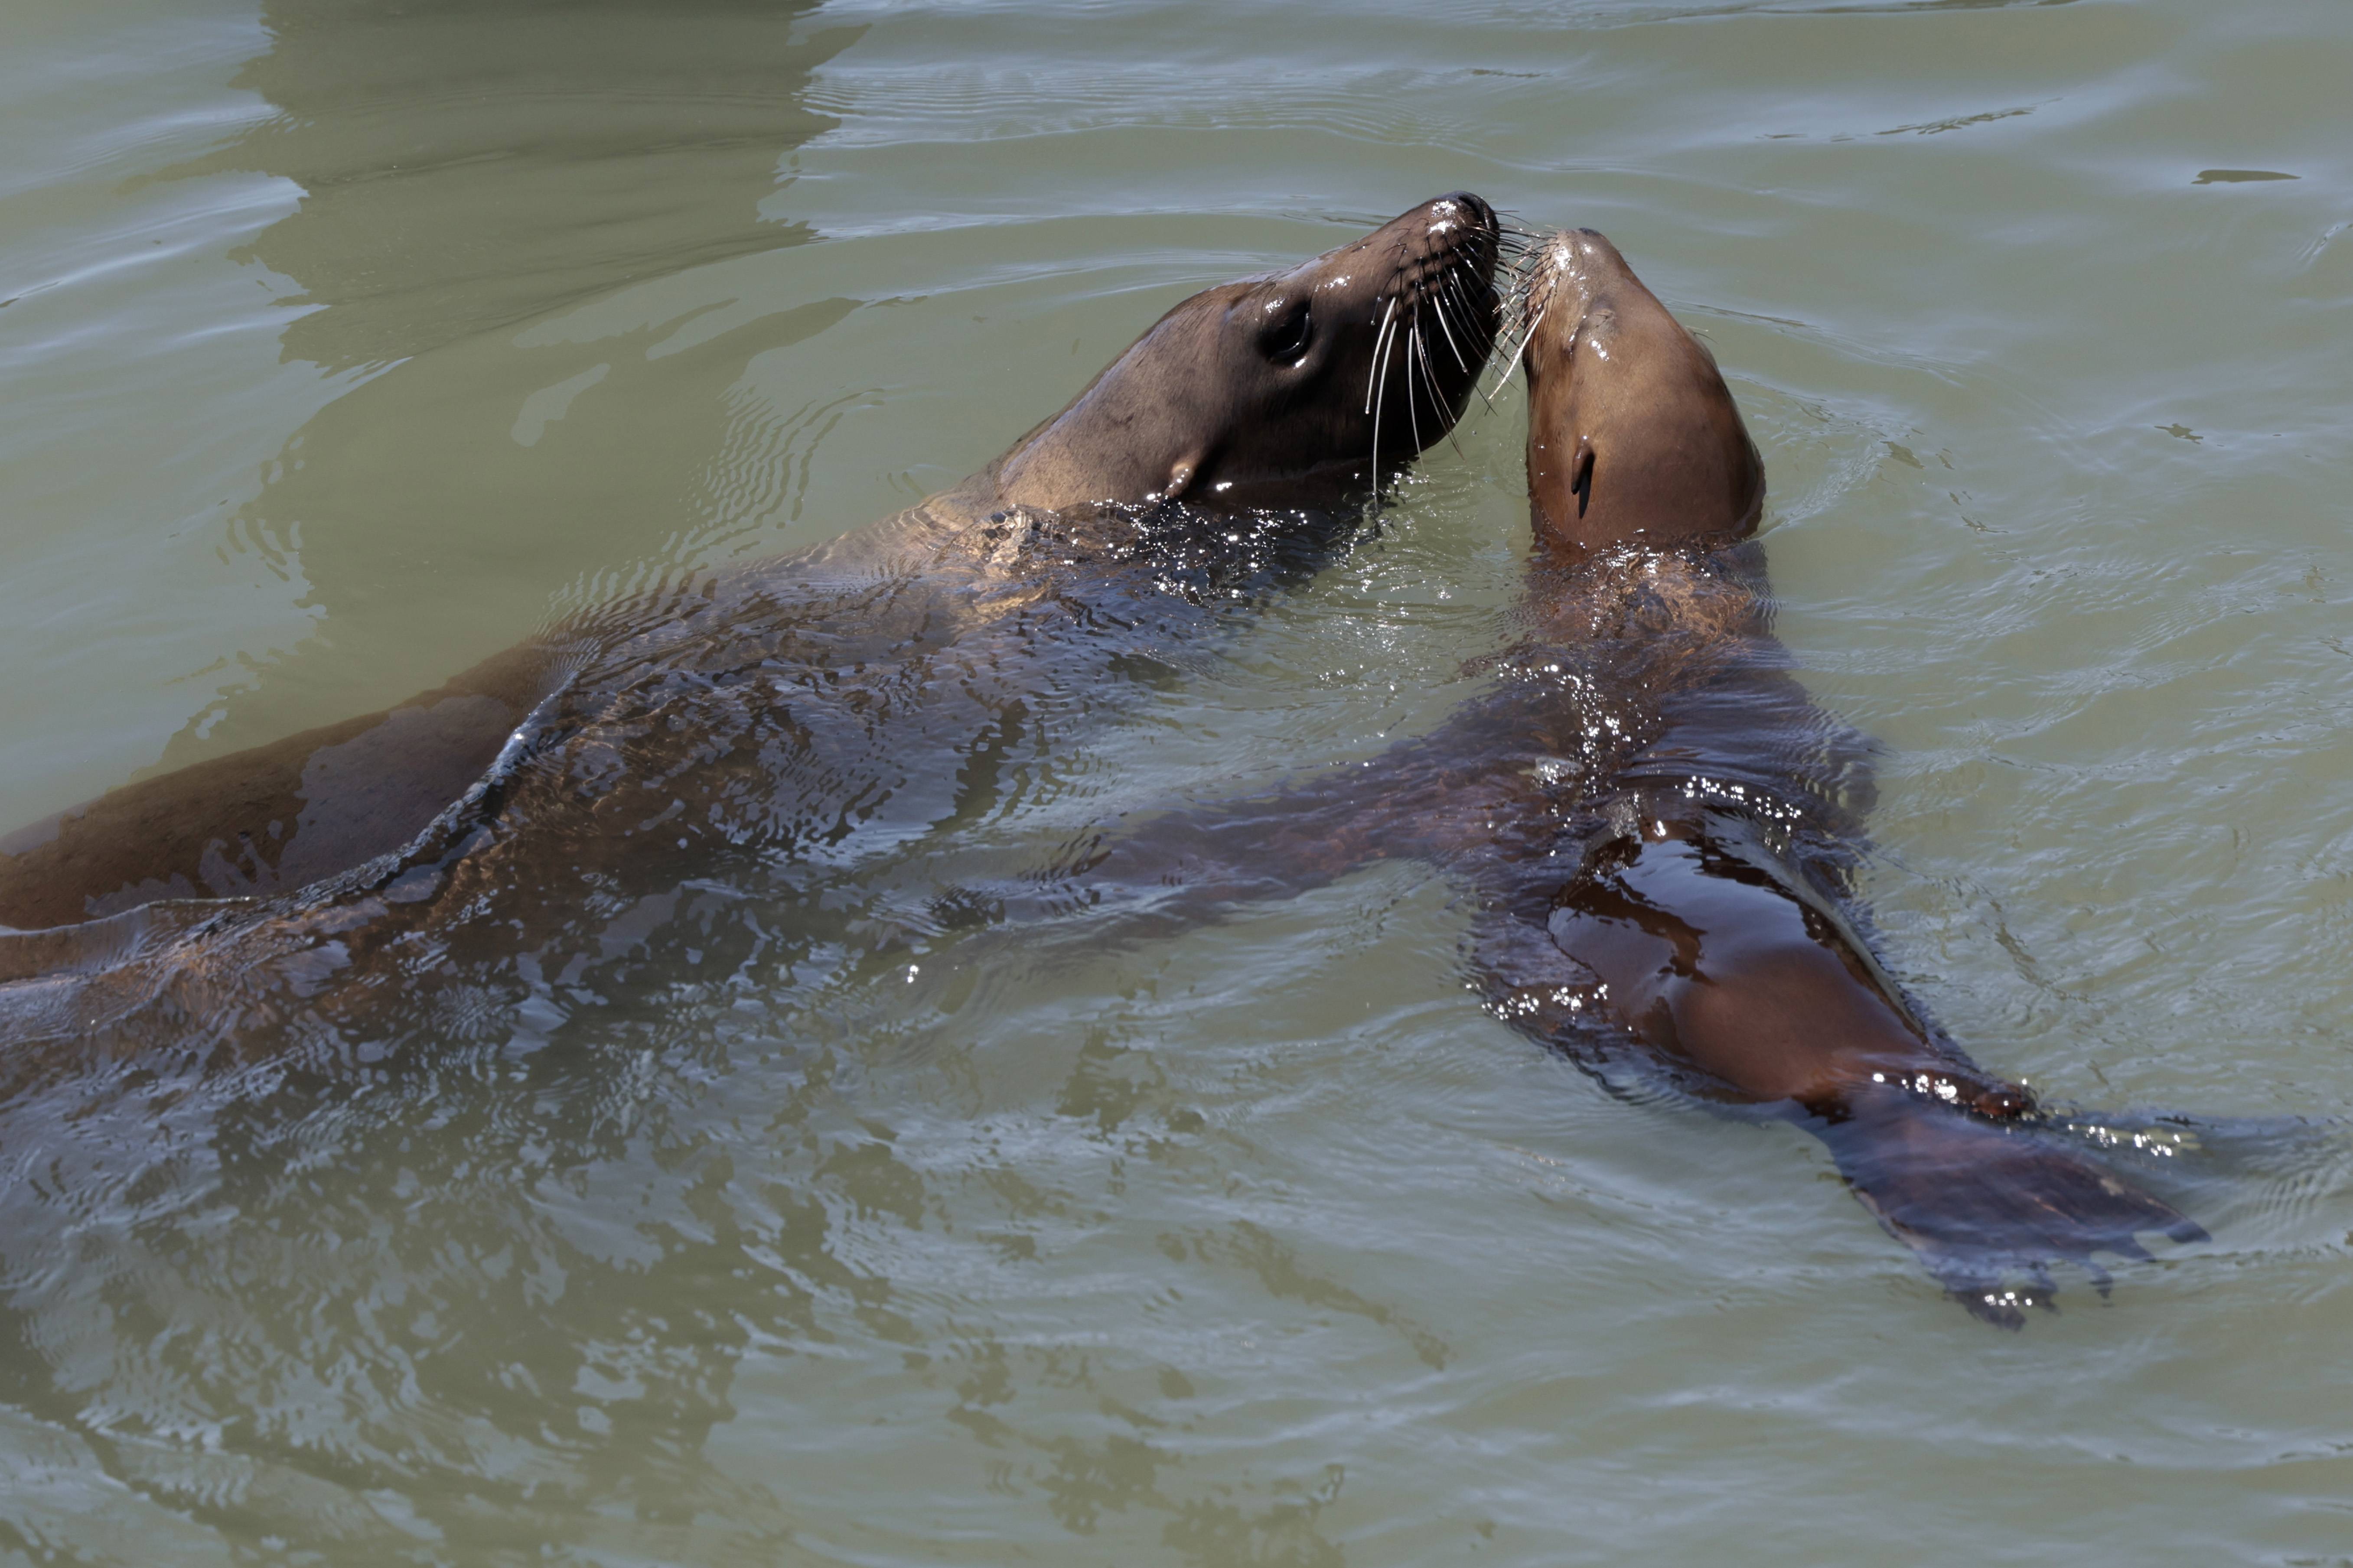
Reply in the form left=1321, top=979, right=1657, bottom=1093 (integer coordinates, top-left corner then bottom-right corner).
left=0, top=194, right=1500, bottom=947
left=1023, top=228, right=2205, bottom=1326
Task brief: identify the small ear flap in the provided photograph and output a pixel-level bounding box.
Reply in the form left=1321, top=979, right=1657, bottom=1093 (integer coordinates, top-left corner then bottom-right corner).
left=1570, top=438, right=1595, bottom=518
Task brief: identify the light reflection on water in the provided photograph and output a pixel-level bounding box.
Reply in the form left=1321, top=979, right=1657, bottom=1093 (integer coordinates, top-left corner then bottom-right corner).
left=1, top=0, right=2351, bottom=1562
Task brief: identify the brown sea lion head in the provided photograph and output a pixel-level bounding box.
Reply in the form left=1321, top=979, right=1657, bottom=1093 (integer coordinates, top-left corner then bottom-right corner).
left=993, top=192, right=1503, bottom=513
left=1516, top=228, right=1763, bottom=559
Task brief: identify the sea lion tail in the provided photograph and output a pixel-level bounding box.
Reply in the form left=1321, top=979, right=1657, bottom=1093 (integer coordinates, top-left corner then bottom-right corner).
left=1813, top=1086, right=2207, bottom=1329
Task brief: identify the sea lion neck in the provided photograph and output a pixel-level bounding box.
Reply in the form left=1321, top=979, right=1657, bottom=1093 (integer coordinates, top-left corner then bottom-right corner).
left=912, top=494, right=1356, bottom=609
left=1517, top=228, right=1763, bottom=563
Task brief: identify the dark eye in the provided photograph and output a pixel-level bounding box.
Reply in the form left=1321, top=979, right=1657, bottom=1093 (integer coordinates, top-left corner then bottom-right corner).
left=1259, top=299, right=1312, bottom=365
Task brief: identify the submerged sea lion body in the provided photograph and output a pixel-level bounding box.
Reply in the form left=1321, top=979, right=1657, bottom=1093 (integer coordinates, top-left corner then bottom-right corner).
left=0, top=195, right=1501, bottom=940
left=1042, top=229, right=2201, bottom=1325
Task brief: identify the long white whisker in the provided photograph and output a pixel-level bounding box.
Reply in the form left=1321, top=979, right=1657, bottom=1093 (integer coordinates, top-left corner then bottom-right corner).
left=1370, top=295, right=1400, bottom=499
left=1437, top=267, right=1500, bottom=411
left=1430, top=264, right=1472, bottom=374
left=1486, top=299, right=1545, bottom=407
left=1414, top=309, right=1471, bottom=461
left=1401, top=303, right=1426, bottom=460
left=1411, top=307, right=1444, bottom=416
left=1364, top=295, right=1397, bottom=417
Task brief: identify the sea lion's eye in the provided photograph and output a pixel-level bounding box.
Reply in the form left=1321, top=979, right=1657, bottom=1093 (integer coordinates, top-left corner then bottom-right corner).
left=1260, top=299, right=1313, bottom=365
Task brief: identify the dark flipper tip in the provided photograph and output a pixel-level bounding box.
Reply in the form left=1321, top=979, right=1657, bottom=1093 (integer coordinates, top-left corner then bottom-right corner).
left=1826, top=1090, right=2205, bottom=1328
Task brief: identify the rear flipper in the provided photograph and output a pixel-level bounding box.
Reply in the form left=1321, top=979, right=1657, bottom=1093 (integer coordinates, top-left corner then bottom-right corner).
left=929, top=728, right=1496, bottom=946
left=1815, top=1086, right=2208, bottom=1328
left=925, top=792, right=1382, bottom=947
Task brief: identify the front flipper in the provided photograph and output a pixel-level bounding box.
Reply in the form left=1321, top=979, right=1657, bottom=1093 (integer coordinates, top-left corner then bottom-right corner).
left=946, top=730, right=1506, bottom=943
left=1513, top=804, right=2202, bottom=1323
left=1818, top=1087, right=2206, bottom=1327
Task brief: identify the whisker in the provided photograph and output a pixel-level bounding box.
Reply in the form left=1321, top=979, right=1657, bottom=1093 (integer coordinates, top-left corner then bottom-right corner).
left=1402, top=299, right=1427, bottom=459
left=1497, top=256, right=1543, bottom=316
left=1479, top=301, right=1542, bottom=406
left=1429, top=263, right=1473, bottom=374
left=1408, top=304, right=1439, bottom=409
left=1493, top=238, right=1542, bottom=274
left=1365, top=295, right=1397, bottom=417
left=1413, top=307, right=1470, bottom=462
left=1441, top=264, right=1500, bottom=373
left=1370, top=294, right=1400, bottom=499
left=1396, top=304, right=1424, bottom=467
left=1485, top=299, right=1546, bottom=406
left=1435, top=256, right=1504, bottom=398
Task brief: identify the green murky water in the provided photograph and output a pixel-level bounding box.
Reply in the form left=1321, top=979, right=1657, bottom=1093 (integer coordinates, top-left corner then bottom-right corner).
left=3, top=0, right=2351, bottom=1561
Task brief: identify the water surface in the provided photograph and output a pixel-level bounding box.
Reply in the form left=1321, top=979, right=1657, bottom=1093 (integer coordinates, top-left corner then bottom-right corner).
left=3, top=0, right=2351, bottom=1562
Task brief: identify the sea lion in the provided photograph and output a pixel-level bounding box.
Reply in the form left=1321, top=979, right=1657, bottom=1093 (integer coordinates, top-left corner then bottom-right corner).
left=1024, top=228, right=2202, bottom=1325
left=0, top=194, right=1503, bottom=941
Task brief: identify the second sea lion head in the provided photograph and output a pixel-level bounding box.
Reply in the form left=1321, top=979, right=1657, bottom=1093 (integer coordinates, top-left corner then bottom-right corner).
left=1516, top=228, right=1764, bottom=560
left=993, top=192, right=1503, bottom=513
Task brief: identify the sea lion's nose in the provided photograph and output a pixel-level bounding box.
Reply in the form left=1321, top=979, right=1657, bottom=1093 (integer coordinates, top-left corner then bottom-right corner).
left=1424, top=190, right=1496, bottom=237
